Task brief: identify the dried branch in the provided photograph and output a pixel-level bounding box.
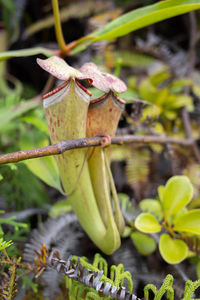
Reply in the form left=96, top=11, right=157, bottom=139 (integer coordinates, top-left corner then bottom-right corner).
left=181, top=12, right=200, bottom=163
left=0, top=135, right=194, bottom=165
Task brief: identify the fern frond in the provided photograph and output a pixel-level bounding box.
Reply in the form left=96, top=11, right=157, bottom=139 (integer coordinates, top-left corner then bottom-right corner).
left=0, top=265, right=17, bottom=300
left=182, top=279, right=200, bottom=300
left=144, top=274, right=174, bottom=300
left=46, top=250, right=140, bottom=300
left=125, top=148, right=150, bottom=184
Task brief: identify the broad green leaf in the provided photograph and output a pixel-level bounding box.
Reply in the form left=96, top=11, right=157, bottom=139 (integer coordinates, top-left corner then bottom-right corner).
left=135, top=213, right=161, bottom=233
left=168, top=207, right=188, bottom=226
left=167, top=95, right=193, bottom=109
left=0, top=99, right=40, bottom=132
left=71, top=0, right=200, bottom=54
left=140, top=105, right=160, bottom=121
left=0, top=47, right=55, bottom=61
left=162, top=176, right=193, bottom=219
left=21, top=114, right=49, bottom=135
left=173, top=209, right=200, bottom=234
left=0, top=174, right=3, bottom=181
left=192, top=84, right=200, bottom=98
left=122, top=226, right=132, bottom=238
left=119, top=89, right=139, bottom=102
left=159, top=234, right=188, bottom=264
left=155, top=89, right=169, bottom=106
left=113, top=51, right=155, bottom=67
left=170, top=78, right=193, bottom=93
left=20, top=137, right=63, bottom=193
left=139, top=199, right=163, bottom=220
left=49, top=200, right=72, bottom=217
left=164, top=109, right=177, bottom=120
left=139, top=79, right=157, bottom=103
left=131, top=232, right=156, bottom=256
left=150, top=67, right=171, bottom=86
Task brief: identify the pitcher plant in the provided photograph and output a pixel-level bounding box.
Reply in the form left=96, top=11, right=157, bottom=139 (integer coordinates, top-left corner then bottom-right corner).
left=37, top=56, right=126, bottom=254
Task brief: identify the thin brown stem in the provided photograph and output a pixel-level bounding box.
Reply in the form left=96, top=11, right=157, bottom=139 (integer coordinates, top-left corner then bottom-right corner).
left=182, top=107, right=200, bottom=163
left=3, top=249, right=13, bottom=265
left=0, top=135, right=194, bottom=165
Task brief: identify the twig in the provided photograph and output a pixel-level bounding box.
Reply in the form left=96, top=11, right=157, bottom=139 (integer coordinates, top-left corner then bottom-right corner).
left=3, top=249, right=13, bottom=265
left=182, top=108, right=200, bottom=163
left=0, top=135, right=194, bottom=165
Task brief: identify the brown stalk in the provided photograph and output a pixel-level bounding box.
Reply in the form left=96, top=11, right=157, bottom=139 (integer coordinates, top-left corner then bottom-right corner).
left=0, top=135, right=194, bottom=165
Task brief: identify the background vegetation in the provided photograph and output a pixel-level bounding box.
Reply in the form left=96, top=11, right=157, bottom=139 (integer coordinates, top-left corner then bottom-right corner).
left=0, top=0, right=200, bottom=299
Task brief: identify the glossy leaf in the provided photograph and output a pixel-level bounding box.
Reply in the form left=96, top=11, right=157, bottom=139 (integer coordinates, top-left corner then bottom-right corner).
left=159, top=234, right=188, bottom=264
left=139, top=199, right=163, bottom=220
left=135, top=213, right=161, bottom=233
left=71, top=0, right=200, bottom=53
left=173, top=210, right=200, bottom=234
left=162, top=176, right=193, bottom=219
left=131, top=232, right=156, bottom=256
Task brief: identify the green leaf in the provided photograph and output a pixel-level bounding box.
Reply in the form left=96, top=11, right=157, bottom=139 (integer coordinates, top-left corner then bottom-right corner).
left=0, top=47, right=55, bottom=61
left=21, top=113, right=49, bottom=135
left=20, top=136, right=63, bottom=193
left=159, top=234, right=188, bottom=264
left=150, top=67, right=171, bottom=87
left=1, top=0, right=15, bottom=11
left=113, top=50, right=155, bottom=67
left=192, top=84, right=200, bottom=98
left=95, top=0, right=200, bottom=41
left=173, top=209, right=200, bottom=234
left=135, top=213, right=161, bottom=233
left=0, top=237, right=13, bottom=251
left=139, top=199, right=163, bottom=221
left=49, top=200, right=72, bottom=217
left=131, top=232, right=156, bottom=256
left=0, top=99, right=40, bottom=132
left=168, top=95, right=193, bottom=109
left=170, top=78, right=193, bottom=93
left=122, top=226, right=132, bottom=238
left=71, top=0, right=200, bottom=53
left=162, top=176, right=193, bottom=219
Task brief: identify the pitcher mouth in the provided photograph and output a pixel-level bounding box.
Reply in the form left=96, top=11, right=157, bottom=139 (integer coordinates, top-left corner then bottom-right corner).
left=43, top=80, right=70, bottom=99
left=43, top=79, right=91, bottom=100
left=43, top=79, right=92, bottom=108
left=90, top=92, right=126, bottom=108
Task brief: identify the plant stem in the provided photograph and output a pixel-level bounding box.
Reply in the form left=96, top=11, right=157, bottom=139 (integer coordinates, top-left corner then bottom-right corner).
left=52, top=0, right=66, bottom=53
left=3, top=249, right=13, bottom=264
